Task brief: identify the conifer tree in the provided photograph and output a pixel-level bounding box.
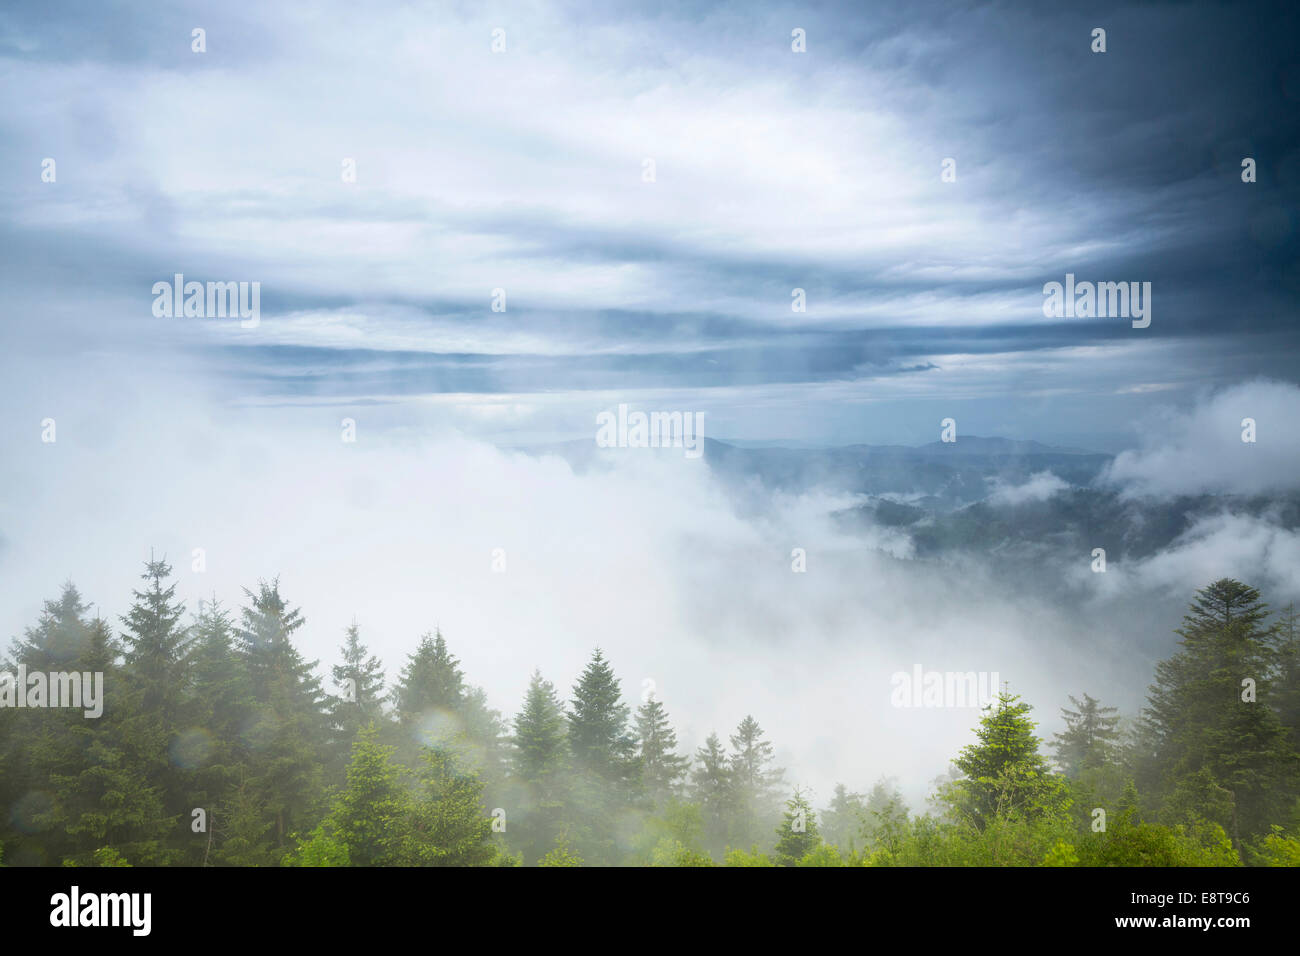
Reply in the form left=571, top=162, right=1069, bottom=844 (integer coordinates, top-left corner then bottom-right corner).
left=391, top=629, right=464, bottom=721
left=9, top=581, right=94, bottom=670
left=1139, top=579, right=1297, bottom=843
left=861, top=777, right=910, bottom=853
left=212, top=775, right=280, bottom=867
left=634, top=694, right=690, bottom=805
left=390, top=629, right=501, bottom=786
left=511, top=672, right=568, bottom=781
left=820, top=783, right=865, bottom=852
left=114, top=559, right=192, bottom=861
left=510, top=671, right=570, bottom=863
left=451, top=684, right=508, bottom=826
left=773, top=787, right=820, bottom=865
left=187, top=599, right=247, bottom=720
left=566, top=648, right=636, bottom=783
left=459, top=684, right=506, bottom=767
left=120, top=556, right=189, bottom=717
left=944, top=690, right=1068, bottom=830
left=12, top=557, right=1300, bottom=871
left=1052, top=693, right=1121, bottom=777
left=728, top=715, right=784, bottom=848
left=237, top=578, right=324, bottom=715
left=691, top=732, right=732, bottom=856
left=564, top=649, right=637, bottom=862
left=235, top=579, right=329, bottom=854
left=185, top=599, right=252, bottom=762
left=410, top=744, right=498, bottom=866
left=328, top=621, right=387, bottom=758
left=326, top=724, right=413, bottom=866
left=3, top=582, right=102, bottom=862
left=180, top=599, right=256, bottom=864
left=47, top=615, right=174, bottom=864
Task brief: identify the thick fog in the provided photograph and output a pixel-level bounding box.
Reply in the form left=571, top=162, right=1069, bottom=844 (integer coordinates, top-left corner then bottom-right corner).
left=4, top=354, right=1297, bottom=808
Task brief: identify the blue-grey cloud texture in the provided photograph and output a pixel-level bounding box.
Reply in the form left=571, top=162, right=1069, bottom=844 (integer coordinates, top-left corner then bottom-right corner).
left=2, top=0, right=1297, bottom=448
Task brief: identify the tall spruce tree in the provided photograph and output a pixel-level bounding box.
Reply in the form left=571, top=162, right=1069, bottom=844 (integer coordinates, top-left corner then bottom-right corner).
left=392, top=629, right=464, bottom=718
left=691, top=732, right=732, bottom=857
left=41, top=614, right=172, bottom=865
left=2, top=584, right=105, bottom=864
left=728, top=715, right=784, bottom=849
left=1140, top=579, right=1297, bottom=845
left=9, top=581, right=94, bottom=670
left=512, top=671, right=569, bottom=784
left=634, top=694, right=690, bottom=805
left=3, top=583, right=98, bottom=863
left=390, top=628, right=500, bottom=780
left=328, top=621, right=387, bottom=759
left=235, top=579, right=329, bottom=855
left=120, top=557, right=190, bottom=716
left=565, top=649, right=637, bottom=862
left=182, top=598, right=254, bottom=864
left=117, top=559, right=192, bottom=862
left=509, top=670, right=570, bottom=863
left=237, top=578, right=323, bottom=712
left=567, top=649, right=636, bottom=784
left=1052, top=693, right=1121, bottom=777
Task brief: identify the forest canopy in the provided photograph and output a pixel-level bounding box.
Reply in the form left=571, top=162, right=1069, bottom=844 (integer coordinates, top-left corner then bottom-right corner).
left=2, top=564, right=1298, bottom=867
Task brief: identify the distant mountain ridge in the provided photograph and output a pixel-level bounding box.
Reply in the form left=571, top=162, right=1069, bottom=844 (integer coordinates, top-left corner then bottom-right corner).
left=697, top=436, right=1112, bottom=510
left=518, top=435, right=1299, bottom=571
left=708, top=435, right=1102, bottom=457
left=522, top=435, right=1112, bottom=510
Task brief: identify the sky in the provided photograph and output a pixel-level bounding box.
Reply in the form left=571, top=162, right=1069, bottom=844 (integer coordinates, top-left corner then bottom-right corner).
left=1, top=0, right=1298, bottom=804
left=2, top=0, right=1297, bottom=449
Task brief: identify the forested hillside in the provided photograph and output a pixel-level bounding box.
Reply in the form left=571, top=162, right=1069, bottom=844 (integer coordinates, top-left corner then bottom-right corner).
left=2, top=564, right=1297, bottom=867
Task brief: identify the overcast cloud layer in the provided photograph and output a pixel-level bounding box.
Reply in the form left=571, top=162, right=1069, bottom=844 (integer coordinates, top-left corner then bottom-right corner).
left=2, top=0, right=1298, bottom=448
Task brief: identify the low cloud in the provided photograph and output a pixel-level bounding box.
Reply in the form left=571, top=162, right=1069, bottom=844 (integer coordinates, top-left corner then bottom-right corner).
left=1102, top=380, right=1300, bottom=497
left=987, top=471, right=1069, bottom=506
left=1083, top=511, right=1300, bottom=606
